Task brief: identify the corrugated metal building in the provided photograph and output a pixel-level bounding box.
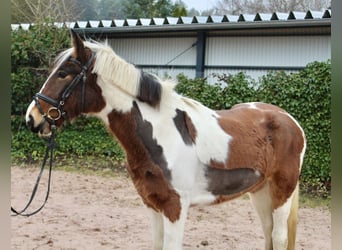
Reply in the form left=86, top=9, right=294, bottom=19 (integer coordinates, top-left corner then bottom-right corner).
left=12, top=10, right=331, bottom=81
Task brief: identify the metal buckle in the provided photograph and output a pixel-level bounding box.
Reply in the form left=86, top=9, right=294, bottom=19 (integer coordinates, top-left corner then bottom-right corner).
left=47, top=107, right=62, bottom=121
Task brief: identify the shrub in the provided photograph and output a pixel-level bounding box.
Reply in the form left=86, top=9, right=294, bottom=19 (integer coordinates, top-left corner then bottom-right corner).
left=11, top=22, right=70, bottom=117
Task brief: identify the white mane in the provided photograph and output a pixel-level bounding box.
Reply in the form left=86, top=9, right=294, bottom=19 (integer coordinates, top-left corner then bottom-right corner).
left=84, top=40, right=141, bottom=98
left=51, top=40, right=177, bottom=108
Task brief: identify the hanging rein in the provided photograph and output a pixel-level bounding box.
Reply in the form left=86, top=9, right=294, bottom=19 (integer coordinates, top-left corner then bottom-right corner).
left=11, top=53, right=95, bottom=217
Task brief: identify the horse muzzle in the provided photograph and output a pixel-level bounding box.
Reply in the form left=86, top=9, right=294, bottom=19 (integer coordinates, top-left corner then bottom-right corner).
left=26, top=114, right=52, bottom=138
left=26, top=102, right=53, bottom=138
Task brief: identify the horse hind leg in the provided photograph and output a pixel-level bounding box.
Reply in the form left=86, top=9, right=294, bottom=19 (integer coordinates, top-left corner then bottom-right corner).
left=287, top=183, right=299, bottom=250
left=271, top=183, right=299, bottom=250
left=250, top=181, right=299, bottom=250
left=273, top=183, right=299, bottom=250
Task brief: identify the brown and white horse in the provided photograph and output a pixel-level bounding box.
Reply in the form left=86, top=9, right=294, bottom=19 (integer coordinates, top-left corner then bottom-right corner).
left=26, top=30, right=306, bottom=250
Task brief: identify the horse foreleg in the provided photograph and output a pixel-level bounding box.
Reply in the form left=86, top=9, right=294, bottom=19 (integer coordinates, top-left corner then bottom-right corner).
left=249, top=182, right=273, bottom=250
left=149, top=208, right=164, bottom=250
left=162, top=195, right=190, bottom=250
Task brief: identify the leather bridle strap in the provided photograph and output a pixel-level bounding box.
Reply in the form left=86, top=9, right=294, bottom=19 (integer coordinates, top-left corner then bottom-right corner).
left=34, top=52, right=95, bottom=123
left=11, top=124, right=57, bottom=217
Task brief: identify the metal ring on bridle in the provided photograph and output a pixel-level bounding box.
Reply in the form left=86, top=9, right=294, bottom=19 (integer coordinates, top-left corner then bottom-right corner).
left=47, top=107, right=62, bottom=120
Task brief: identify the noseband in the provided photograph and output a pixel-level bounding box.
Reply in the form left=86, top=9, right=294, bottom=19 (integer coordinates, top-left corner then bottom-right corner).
left=34, top=52, right=95, bottom=124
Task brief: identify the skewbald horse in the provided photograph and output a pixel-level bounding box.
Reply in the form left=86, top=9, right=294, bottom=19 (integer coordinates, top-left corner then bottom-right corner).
left=26, top=30, right=306, bottom=250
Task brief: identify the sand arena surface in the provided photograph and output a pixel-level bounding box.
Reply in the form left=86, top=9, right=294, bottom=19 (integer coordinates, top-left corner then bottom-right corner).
left=11, top=167, right=331, bottom=249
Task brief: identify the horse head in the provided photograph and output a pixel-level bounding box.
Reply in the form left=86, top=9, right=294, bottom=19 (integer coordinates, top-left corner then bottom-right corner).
left=25, top=30, right=105, bottom=137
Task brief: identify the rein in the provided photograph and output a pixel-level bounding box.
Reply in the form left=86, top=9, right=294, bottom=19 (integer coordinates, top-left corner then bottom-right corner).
left=11, top=124, right=57, bottom=217
left=11, top=53, right=95, bottom=217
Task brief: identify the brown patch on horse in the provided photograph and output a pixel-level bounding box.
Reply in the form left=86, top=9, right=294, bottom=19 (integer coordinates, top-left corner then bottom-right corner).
left=65, top=73, right=106, bottom=119
left=216, top=103, right=304, bottom=209
left=137, top=72, right=162, bottom=107
left=184, top=111, right=197, bottom=142
left=107, top=102, right=181, bottom=222
left=206, top=166, right=264, bottom=196
left=173, top=109, right=197, bottom=145
left=132, top=102, right=171, bottom=180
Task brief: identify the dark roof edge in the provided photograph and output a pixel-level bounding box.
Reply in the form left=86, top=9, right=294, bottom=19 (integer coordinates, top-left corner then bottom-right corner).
left=11, top=9, right=331, bottom=32
left=73, top=19, right=331, bottom=35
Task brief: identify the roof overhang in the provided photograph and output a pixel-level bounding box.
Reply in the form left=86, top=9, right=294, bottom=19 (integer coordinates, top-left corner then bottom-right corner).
left=74, top=19, right=331, bottom=39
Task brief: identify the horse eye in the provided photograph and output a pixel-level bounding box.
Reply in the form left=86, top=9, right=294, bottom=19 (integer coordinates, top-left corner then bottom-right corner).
left=57, top=70, right=68, bottom=79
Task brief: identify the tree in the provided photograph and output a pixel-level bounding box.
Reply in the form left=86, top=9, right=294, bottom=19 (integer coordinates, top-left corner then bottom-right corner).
left=123, top=0, right=175, bottom=18
left=154, top=0, right=175, bottom=17
left=173, top=0, right=188, bottom=16
left=97, top=0, right=126, bottom=19
left=212, top=0, right=331, bottom=15
left=11, top=0, right=99, bottom=23
left=11, top=0, right=80, bottom=23
left=187, top=8, right=200, bottom=16
left=267, top=0, right=331, bottom=11
left=75, top=0, right=98, bottom=20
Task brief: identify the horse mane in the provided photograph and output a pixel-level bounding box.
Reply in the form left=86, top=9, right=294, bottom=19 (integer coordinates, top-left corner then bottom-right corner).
left=85, top=40, right=174, bottom=107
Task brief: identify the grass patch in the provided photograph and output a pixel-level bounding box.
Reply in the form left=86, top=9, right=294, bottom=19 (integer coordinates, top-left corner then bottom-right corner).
left=12, top=155, right=128, bottom=179
left=241, top=192, right=330, bottom=210
left=299, top=192, right=331, bottom=210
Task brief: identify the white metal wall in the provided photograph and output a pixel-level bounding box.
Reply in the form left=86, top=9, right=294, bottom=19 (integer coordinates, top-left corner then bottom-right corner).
left=107, top=35, right=330, bottom=81
left=205, top=36, right=331, bottom=68
left=108, top=37, right=197, bottom=66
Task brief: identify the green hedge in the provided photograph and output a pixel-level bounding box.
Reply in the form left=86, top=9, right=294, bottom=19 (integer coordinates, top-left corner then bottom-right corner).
left=11, top=25, right=331, bottom=197
left=11, top=23, right=70, bottom=117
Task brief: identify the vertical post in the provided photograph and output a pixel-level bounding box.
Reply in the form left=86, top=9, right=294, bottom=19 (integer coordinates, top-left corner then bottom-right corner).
left=196, top=31, right=206, bottom=78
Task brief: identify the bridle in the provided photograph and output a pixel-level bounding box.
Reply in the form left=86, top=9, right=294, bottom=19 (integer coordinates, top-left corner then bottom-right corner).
left=11, top=51, right=95, bottom=217
left=34, top=52, right=95, bottom=124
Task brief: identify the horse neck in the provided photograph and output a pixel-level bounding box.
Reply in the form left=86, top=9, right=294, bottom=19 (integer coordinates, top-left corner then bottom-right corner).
left=105, top=100, right=164, bottom=171
left=92, top=46, right=140, bottom=100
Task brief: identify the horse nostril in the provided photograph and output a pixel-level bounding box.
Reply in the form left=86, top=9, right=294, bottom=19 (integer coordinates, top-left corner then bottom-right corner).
left=26, top=115, right=40, bottom=133
left=26, top=115, right=33, bottom=129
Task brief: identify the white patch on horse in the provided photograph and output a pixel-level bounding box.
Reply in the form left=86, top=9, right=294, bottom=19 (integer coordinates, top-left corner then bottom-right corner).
left=91, top=102, right=114, bottom=125
left=40, top=48, right=73, bottom=94
left=189, top=164, right=216, bottom=205
left=255, top=169, right=261, bottom=177
left=193, top=110, right=232, bottom=166
left=247, top=102, right=260, bottom=109
left=272, top=189, right=296, bottom=249
left=134, top=97, right=220, bottom=205
left=96, top=77, right=135, bottom=113
left=25, top=101, right=36, bottom=123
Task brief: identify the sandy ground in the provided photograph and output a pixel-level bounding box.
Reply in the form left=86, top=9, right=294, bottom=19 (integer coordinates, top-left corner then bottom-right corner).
left=11, top=166, right=331, bottom=250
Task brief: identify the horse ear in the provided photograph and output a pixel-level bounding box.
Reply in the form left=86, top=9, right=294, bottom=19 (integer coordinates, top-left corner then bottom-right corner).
left=70, top=29, right=87, bottom=63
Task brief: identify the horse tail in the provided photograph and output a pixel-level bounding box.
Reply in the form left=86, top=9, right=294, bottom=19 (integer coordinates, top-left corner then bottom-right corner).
left=287, top=182, right=299, bottom=250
